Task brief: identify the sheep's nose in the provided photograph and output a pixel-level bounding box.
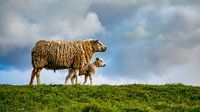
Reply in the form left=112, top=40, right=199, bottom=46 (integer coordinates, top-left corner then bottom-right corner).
left=104, top=47, right=107, bottom=51
left=103, top=64, right=106, bottom=67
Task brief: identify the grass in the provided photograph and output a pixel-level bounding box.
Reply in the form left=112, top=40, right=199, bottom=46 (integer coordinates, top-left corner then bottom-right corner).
left=0, top=84, right=200, bottom=112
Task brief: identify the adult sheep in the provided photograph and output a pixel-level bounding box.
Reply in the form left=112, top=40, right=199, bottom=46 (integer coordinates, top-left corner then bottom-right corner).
left=29, top=39, right=107, bottom=85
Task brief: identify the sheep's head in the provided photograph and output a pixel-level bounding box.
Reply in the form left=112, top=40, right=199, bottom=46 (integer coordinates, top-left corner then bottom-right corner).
left=91, top=40, right=107, bottom=52
left=94, top=57, right=106, bottom=67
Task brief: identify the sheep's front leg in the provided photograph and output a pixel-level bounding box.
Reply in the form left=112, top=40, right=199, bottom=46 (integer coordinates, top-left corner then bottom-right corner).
left=65, top=69, right=75, bottom=85
left=83, top=75, right=89, bottom=85
left=74, top=69, right=79, bottom=84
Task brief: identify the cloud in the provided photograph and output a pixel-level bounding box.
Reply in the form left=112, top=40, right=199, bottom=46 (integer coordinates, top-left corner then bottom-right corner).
left=0, top=0, right=104, bottom=54
left=56, top=12, right=104, bottom=38
left=0, top=69, right=31, bottom=85
left=125, top=26, right=150, bottom=42
left=1, top=68, right=199, bottom=86
left=0, top=0, right=104, bottom=70
left=94, top=72, right=200, bottom=86
left=1, top=0, right=200, bottom=86
left=0, top=14, right=42, bottom=54
left=92, top=0, right=200, bottom=86
left=90, top=0, right=154, bottom=28
left=0, top=68, right=69, bottom=85
left=119, top=1, right=200, bottom=82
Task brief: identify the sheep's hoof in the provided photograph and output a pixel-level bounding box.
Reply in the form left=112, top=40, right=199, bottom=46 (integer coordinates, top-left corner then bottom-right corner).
left=64, top=83, right=69, bottom=85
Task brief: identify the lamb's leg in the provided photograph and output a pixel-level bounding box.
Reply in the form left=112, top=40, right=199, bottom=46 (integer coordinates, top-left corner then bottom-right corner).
left=65, top=69, right=75, bottom=85
left=29, top=68, right=37, bottom=85
left=83, top=75, right=89, bottom=85
left=89, top=73, right=93, bottom=85
left=74, top=69, right=79, bottom=84
left=36, top=68, right=42, bottom=85
left=71, top=76, right=75, bottom=85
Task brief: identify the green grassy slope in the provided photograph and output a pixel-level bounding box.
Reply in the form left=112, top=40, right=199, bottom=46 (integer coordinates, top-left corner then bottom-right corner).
left=0, top=84, right=200, bottom=112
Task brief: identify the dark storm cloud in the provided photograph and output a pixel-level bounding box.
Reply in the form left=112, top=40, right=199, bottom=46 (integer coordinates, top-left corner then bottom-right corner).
left=0, top=47, right=32, bottom=70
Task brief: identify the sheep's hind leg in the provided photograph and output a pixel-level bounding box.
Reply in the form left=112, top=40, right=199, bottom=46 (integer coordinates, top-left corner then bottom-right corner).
left=36, top=68, right=42, bottom=85
left=74, top=69, right=79, bottom=84
left=83, top=75, right=89, bottom=85
left=29, top=68, right=37, bottom=85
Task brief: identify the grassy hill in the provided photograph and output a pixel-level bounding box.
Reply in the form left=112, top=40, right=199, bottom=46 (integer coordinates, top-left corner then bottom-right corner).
left=0, top=84, right=200, bottom=112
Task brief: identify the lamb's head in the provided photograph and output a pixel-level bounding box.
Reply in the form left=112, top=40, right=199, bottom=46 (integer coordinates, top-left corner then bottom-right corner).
left=94, top=57, right=106, bottom=67
left=91, top=40, right=107, bottom=52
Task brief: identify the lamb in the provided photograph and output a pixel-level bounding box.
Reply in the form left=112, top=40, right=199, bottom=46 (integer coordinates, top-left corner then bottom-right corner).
left=67, top=57, right=106, bottom=85
left=29, top=39, right=107, bottom=85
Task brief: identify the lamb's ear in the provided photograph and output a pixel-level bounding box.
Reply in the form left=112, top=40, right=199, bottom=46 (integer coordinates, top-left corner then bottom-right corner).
left=96, top=57, right=100, bottom=60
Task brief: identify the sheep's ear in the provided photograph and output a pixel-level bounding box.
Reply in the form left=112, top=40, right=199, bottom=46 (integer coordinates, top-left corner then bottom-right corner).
left=95, top=39, right=99, bottom=42
left=91, top=39, right=99, bottom=44
left=96, top=57, right=99, bottom=60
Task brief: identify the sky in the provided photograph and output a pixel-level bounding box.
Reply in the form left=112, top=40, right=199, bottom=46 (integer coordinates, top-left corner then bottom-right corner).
left=0, top=0, right=200, bottom=86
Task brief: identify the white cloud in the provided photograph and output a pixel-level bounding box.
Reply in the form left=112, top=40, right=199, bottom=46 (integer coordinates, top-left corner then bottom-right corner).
left=94, top=73, right=200, bottom=86
left=0, top=69, right=65, bottom=85
left=0, top=0, right=104, bottom=54
left=0, top=69, right=31, bottom=85
left=52, top=12, right=104, bottom=38
left=1, top=68, right=200, bottom=86
left=0, top=13, right=42, bottom=54
left=125, top=26, right=150, bottom=42
left=92, top=74, right=193, bottom=86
